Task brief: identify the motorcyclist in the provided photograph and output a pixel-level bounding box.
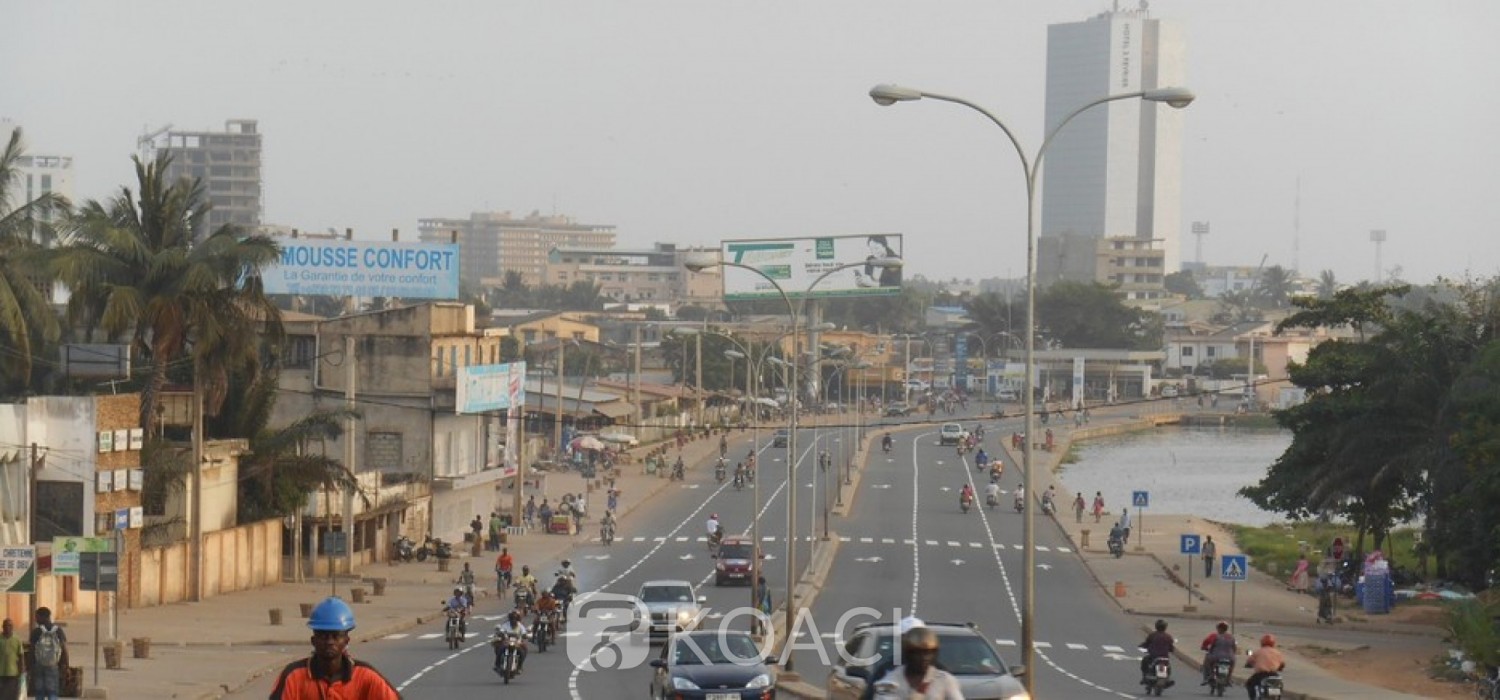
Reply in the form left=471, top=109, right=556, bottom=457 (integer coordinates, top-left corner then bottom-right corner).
left=959, top=483, right=975, bottom=509
left=445, top=587, right=471, bottom=634
left=673, top=456, right=685, bottom=479
left=882, top=434, right=893, bottom=452
left=1013, top=483, right=1026, bottom=510
left=550, top=574, right=577, bottom=621
left=535, top=589, right=560, bottom=623
left=1244, top=634, right=1286, bottom=699
left=715, top=457, right=727, bottom=482
left=514, top=566, right=537, bottom=613
left=492, top=611, right=530, bottom=675
left=975, top=448, right=989, bottom=470
left=1108, top=522, right=1126, bottom=552
left=1041, top=486, right=1056, bottom=513
left=456, top=562, right=477, bottom=606
left=866, top=626, right=964, bottom=699
left=1200, top=621, right=1237, bottom=685
left=1139, top=619, right=1176, bottom=687
left=554, top=559, right=579, bottom=592
left=984, top=481, right=1001, bottom=507
left=706, top=513, right=721, bottom=538
left=989, top=461, right=1004, bottom=484
left=600, top=510, right=617, bottom=540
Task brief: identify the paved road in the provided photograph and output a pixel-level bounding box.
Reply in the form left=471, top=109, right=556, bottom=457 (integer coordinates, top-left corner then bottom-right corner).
left=229, top=422, right=849, bottom=698
left=790, top=414, right=1156, bottom=699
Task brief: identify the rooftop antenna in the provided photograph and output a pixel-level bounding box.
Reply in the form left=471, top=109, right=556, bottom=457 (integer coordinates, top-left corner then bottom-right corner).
left=1191, top=221, right=1210, bottom=266
left=1369, top=230, right=1387, bottom=284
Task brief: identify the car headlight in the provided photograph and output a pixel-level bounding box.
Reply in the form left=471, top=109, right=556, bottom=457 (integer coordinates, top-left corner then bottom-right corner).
left=676, top=609, right=693, bottom=623
left=1004, top=692, right=1032, bottom=700
left=716, top=562, right=725, bottom=570
left=672, top=677, right=701, bottom=690
left=746, top=674, right=772, bottom=689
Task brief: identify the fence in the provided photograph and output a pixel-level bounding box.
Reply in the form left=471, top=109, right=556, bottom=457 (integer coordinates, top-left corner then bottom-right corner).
left=134, top=518, right=283, bottom=608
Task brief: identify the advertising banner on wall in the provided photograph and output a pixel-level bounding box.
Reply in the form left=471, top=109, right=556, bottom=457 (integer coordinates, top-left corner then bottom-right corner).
left=720, top=234, right=903, bottom=301
left=0, top=546, right=35, bottom=593
left=1072, top=357, right=1086, bottom=409
left=262, top=239, right=460, bottom=299
left=457, top=362, right=528, bottom=479
left=52, top=536, right=112, bottom=577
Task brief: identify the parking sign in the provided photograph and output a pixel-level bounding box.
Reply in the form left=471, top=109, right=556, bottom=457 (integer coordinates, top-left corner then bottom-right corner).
left=1180, top=535, right=1201, bottom=555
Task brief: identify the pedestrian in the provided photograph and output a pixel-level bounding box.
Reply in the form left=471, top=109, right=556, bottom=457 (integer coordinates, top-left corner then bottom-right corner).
left=524, top=496, right=537, bottom=529
left=1072, top=492, right=1086, bottom=524
left=607, top=488, right=619, bottom=513
left=1091, top=492, right=1106, bottom=523
left=1289, top=554, right=1310, bottom=593
left=487, top=512, right=502, bottom=552
left=538, top=501, right=553, bottom=533
left=29, top=607, right=65, bottom=700
left=270, top=597, right=400, bottom=699
left=0, top=619, right=23, bottom=700
left=753, top=576, right=774, bottom=636
left=1119, top=508, right=1132, bottom=545
left=1202, top=535, right=1217, bottom=578
left=470, top=515, right=484, bottom=544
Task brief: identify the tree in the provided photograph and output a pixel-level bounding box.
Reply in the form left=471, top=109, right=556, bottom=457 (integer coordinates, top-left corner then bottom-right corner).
left=1213, top=289, right=1261, bottom=324
left=53, top=153, right=283, bottom=433
left=1034, top=281, right=1159, bottom=350
left=0, top=128, right=66, bottom=391
left=1164, top=271, right=1204, bottom=299
left=1255, top=265, right=1296, bottom=309
left=1316, top=269, right=1339, bottom=299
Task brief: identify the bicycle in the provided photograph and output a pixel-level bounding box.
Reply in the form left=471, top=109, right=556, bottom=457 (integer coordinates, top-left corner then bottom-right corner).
left=1476, top=667, right=1500, bottom=700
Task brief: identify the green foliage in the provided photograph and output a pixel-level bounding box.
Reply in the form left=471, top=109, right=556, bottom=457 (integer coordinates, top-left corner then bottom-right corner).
left=486, top=272, right=603, bottom=312
left=0, top=128, right=67, bottom=393
left=1035, top=281, right=1160, bottom=350
left=1446, top=598, right=1500, bottom=670
left=1164, top=271, right=1204, bottom=299
left=1229, top=521, right=1420, bottom=580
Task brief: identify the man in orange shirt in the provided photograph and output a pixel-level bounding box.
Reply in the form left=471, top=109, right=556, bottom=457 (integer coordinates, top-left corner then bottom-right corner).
left=1244, top=634, right=1286, bottom=700
left=270, top=597, right=400, bottom=699
left=495, top=547, right=514, bottom=593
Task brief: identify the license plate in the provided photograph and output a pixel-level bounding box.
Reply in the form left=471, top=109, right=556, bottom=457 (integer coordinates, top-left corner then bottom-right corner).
left=707, top=694, right=738, bottom=700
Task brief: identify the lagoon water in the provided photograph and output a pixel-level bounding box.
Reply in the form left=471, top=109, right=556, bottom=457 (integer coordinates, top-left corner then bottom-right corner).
left=1056, top=426, right=1293, bottom=527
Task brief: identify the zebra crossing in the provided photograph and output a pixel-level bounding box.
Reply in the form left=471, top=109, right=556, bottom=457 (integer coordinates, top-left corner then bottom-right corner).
left=587, top=533, right=1071, bottom=554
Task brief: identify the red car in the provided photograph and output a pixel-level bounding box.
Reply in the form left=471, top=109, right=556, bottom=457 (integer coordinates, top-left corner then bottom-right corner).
left=714, top=536, right=761, bottom=586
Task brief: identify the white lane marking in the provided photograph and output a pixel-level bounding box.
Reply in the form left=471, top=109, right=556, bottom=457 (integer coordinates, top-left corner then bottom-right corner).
left=1037, top=545, right=1050, bottom=552
left=383, top=633, right=409, bottom=640
left=946, top=540, right=961, bottom=547
left=1057, top=546, right=1071, bottom=553
left=969, top=542, right=983, bottom=548
left=882, top=538, right=895, bottom=544
left=924, top=540, right=938, bottom=546
left=1066, top=643, right=1088, bottom=650
left=1102, top=645, right=1124, bottom=653
left=860, top=537, right=873, bottom=543
left=676, top=537, right=689, bottom=542
left=417, top=633, right=440, bottom=640
left=631, top=536, right=645, bottom=542
left=996, top=638, right=1017, bottom=646
left=909, top=431, right=926, bottom=616
left=1035, top=641, right=1052, bottom=649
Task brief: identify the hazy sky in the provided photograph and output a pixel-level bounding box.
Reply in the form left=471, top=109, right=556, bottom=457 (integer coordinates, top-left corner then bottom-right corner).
left=5, top=1, right=1498, bottom=287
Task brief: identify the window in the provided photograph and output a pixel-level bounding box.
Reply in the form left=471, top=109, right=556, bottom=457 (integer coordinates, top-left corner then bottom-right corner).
left=1206, top=346, right=1217, bottom=358
left=449, top=347, right=457, bottom=373
left=434, top=348, right=445, bottom=377
left=464, top=345, right=471, bottom=367
left=1181, top=347, right=1194, bottom=357
left=283, top=336, right=315, bottom=369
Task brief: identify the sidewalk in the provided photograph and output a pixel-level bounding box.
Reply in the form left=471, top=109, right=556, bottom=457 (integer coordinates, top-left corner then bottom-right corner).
left=60, top=427, right=744, bottom=699
left=1004, top=403, right=1437, bottom=700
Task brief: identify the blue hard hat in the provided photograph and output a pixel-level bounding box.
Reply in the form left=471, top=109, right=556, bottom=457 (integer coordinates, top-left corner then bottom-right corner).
left=308, top=596, right=356, bottom=632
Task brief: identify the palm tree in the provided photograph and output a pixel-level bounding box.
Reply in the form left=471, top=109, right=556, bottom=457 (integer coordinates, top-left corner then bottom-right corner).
left=0, top=128, right=67, bottom=388
left=53, top=152, right=283, bottom=433
left=226, top=372, right=362, bottom=522
left=1256, top=265, right=1296, bottom=309
left=1316, top=269, right=1339, bottom=299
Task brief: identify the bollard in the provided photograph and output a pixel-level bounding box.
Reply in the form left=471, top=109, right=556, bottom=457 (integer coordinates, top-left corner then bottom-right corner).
left=1080, top=530, right=1091, bottom=549
left=437, top=558, right=451, bottom=573
left=299, top=602, right=314, bottom=618
left=132, top=637, right=151, bottom=659
left=351, top=587, right=367, bottom=604
left=269, top=608, right=284, bottom=625
left=371, top=578, right=387, bottom=596
left=1114, top=581, right=1127, bottom=598
left=103, top=640, right=123, bottom=669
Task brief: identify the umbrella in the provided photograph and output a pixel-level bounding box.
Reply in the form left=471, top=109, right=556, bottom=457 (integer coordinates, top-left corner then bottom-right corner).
left=599, top=432, right=639, bottom=447
left=571, top=436, right=606, bottom=451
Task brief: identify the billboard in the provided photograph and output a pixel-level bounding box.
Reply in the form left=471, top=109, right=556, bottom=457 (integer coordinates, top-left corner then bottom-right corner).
left=0, top=546, right=35, bottom=593
left=720, top=234, right=903, bottom=301
left=262, top=239, right=460, bottom=299
left=457, top=362, right=527, bottom=415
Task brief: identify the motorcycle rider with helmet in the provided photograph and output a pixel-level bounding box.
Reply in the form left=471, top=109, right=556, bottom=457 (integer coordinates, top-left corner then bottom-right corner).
left=492, top=610, right=530, bottom=675
left=1139, top=619, right=1176, bottom=688
left=1244, top=634, right=1286, bottom=699
left=984, top=480, right=1002, bottom=508
left=513, top=565, right=538, bottom=613
left=271, top=596, right=399, bottom=699
left=1200, top=621, right=1237, bottom=685
left=958, top=483, right=975, bottom=510
left=881, top=434, right=893, bottom=452
left=866, top=626, right=964, bottom=699
left=445, top=587, right=471, bottom=634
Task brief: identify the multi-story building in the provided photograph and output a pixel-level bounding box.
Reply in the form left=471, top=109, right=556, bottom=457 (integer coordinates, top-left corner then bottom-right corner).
left=545, top=243, right=721, bottom=307
left=143, top=120, right=263, bottom=238
left=418, top=210, right=616, bottom=289
left=1038, top=3, right=1187, bottom=285
left=1094, top=236, right=1167, bottom=303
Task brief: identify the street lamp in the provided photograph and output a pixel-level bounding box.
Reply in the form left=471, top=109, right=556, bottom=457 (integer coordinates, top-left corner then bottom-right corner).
left=684, top=253, right=899, bottom=671
left=870, top=81, right=1193, bottom=693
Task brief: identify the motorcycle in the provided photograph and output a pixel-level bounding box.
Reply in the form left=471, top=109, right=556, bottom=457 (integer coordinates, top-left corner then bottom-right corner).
left=600, top=520, right=615, bottom=546
left=715, top=463, right=726, bottom=484
left=671, top=462, right=686, bottom=481
left=1249, top=673, right=1284, bottom=699
left=1013, top=495, right=1025, bottom=513
left=492, top=631, right=525, bottom=683
left=960, top=494, right=973, bottom=514
left=1108, top=535, right=1125, bottom=558
left=1041, top=497, right=1055, bottom=517
left=392, top=535, right=415, bottom=562
left=708, top=530, right=724, bottom=553
left=513, top=587, right=535, bottom=617
left=444, top=608, right=465, bottom=650
left=532, top=611, right=557, bottom=653
left=733, top=473, right=745, bottom=491
left=417, top=536, right=453, bottom=562
left=985, top=493, right=999, bottom=510
left=1141, top=655, right=1174, bottom=696
left=1207, top=658, right=1234, bottom=697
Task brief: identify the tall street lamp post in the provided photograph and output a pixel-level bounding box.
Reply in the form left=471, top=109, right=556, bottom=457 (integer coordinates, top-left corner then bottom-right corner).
left=684, top=254, right=899, bottom=671
left=869, top=81, right=1193, bottom=693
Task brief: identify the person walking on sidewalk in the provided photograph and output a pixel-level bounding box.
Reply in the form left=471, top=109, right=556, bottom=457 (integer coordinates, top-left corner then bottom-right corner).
left=524, top=496, right=537, bottom=529
left=1072, top=492, right=1086, bottom=523
left=0, top=619, right=23, bottom=700
left=469, top=515, right=484, bottom=546
left=1118, top=508, right=1132, bottom=545
left=1202, top=536, right=1217, bottom=578
left=1091, top=492, right=1106, bottom=523
left=488, top=512, right=503, bottom=552
left=270, top=597, right=399, bottom=699
left=28, top=607, right=66, bottom=700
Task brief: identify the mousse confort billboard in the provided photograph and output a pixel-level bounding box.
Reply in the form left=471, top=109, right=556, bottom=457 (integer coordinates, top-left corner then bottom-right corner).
left=719, top=234, right=903, bottom=301
left=262, top=239, right=460, bottom=299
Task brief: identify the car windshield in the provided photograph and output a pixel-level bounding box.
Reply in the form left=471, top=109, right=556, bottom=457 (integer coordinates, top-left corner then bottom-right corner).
left=641, top=586, right=693, bottom=603
left=718, top=543, right=753, bottom=559
left=871, top=631, right=1006, bottom=676
left=673, top=634, right=762, bottom=665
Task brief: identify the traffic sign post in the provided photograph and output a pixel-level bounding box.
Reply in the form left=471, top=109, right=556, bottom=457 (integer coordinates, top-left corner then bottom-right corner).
left=1221, top=554, right=1249, bottom=634
left=1180, top=535, right=1202, bottom=611
left=1132, top=491, right=1149, bottom=552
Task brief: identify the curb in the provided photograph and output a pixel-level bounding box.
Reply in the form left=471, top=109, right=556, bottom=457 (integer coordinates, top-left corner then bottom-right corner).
left=770, top=533, right=842, bottom=699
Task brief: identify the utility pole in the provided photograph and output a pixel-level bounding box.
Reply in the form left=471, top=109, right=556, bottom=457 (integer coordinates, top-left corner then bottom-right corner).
left=343, top=335, right=356, bottom=587
left=633, top=324, right=643, bottom=430
left=553, top=341, right=567, bottom=461
left=190, top=358, right=204, bottom=602
left=28, top=443, right=40, bottom=629
left=695, top=322, right=704, bottom=427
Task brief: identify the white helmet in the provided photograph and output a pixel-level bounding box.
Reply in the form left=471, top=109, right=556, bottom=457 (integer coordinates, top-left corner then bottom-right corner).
left=898, top=616, right=925, bottom=634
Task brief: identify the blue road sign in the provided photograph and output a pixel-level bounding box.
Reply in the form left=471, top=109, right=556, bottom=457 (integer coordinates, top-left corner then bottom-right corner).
left=1132, top=490, right=1149, bottom=508
left=1180, top=534, right=1201, bottom=555
left=1221, top=554, right=1249, bottom=581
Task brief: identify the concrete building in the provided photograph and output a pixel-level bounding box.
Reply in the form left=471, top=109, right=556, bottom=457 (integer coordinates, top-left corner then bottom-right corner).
left=545, top=243, right=722, bottom=307
left=418, top=210, right=616, bottom=289
left=1039, top=3, right=1187, bottom=285
left=1095, top=236, right=1168, bottom=302
left=142, top=120, right=263, bottom=238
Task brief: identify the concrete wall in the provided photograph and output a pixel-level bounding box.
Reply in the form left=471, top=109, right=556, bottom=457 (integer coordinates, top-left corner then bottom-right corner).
left=136, top=519, right=282, bottom=607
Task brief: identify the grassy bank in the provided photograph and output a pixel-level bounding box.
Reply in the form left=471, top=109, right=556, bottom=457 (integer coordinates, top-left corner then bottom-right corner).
left=1226, top=521, right=1421, bottom=579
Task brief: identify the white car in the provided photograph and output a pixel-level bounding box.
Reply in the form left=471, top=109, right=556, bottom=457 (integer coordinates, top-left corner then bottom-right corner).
left=635, top=580, right=705, bottom=641
left=939, top=423, right=970, bottom=446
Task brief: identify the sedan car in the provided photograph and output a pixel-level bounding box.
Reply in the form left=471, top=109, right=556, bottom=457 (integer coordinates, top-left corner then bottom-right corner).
left=771, top=429, right=790, bottom=448
left=650, top=630, right=776, bottom=700
left=938, top=423, right=970, bottom=446
left=636, top=580, right=706, bottom=641
left=884, top=403, right=914, bottom=417
left=826, top=621, right=1027, bottom=700
left=714, top=537, right=761, bottom=586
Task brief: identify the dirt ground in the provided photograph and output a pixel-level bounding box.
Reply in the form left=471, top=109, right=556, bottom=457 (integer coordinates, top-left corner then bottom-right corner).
left=1292, top=604, right=1471, bottom=698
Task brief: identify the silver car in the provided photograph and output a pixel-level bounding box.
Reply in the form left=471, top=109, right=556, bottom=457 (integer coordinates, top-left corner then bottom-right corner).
left=635, top=579, right=706, bottom=641
left=827, top=621, right=1029, bottom=700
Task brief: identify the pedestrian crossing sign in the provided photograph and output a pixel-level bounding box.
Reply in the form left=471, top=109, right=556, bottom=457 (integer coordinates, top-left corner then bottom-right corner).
left=1221, top=554, right=1248, bottom=581
left=1132, top=491, right=1149, bottom=508
left=1180, top=535, right=1201, bottom=555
